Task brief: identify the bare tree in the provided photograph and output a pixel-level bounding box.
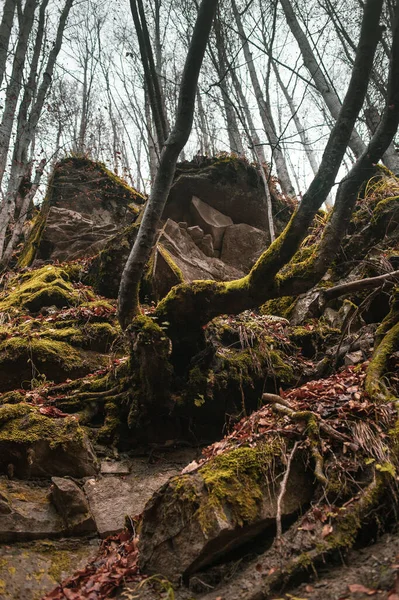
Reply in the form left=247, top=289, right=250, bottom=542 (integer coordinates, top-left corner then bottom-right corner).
left=0, top=0, right=37, bottom=188
left=0, top=0, right=74, bottom=263
left=231, top=0, right=296, bottom=197
left=0, top=0, right=16, bottom=89
left=118, top=0, right=219, bottom=328
left=149, top=0, right=398, bottom=346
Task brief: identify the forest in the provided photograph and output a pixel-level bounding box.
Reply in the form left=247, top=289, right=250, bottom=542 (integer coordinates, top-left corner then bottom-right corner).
left=0, top=0, right=399, bottom=599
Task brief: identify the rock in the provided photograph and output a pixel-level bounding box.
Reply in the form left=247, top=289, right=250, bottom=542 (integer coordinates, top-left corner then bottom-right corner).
left=147, top=245, right=184, bottom=302
left=19, top=156, right=144, bottom=267
left=345, top=350, right=364, bottom=365
left=197, top=233, right=214, bottom=257
left=35, top=206, right=120, bottom=263
left=86, top=222, right=138, bottom=298
left=84, top=458, right=185, bottom=538
left=0, top=266, right=116, bottom=390
left=221, top=223, right=269, bottom=272
left=100, top=461, right=131, bottom=475
left=190, top=196, right=233, bottom=250
left=51, top=477, right=96, bottom=535
left=0, top=537, right=98, bottom=600
left=146, top=219, right=244, bottom=300
left=138, top=446, right=314, bottom=581
left=187, top=225, right=204, bottom=243
left=0, top=490, right=11, bottom=514
left=323, top=307, right=340, bottom=328
left=290, top=290, right=322, bottom=325
left=0, top=404, right=99, bottom=478
left=0, top=479, right=64, bottom=542
left=163, top=156, right=292, bottom=233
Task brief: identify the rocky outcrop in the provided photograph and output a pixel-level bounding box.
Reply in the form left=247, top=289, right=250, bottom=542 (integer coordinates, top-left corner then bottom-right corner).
left=163, top=155, right=292, bottom=233
left=0, top=404, right=99, bottom=478
left=51, top=477, right=96, bottom=535
left=19, top=156, right=144, bottom=267
left=138, top=446, right=314, bottom=581
left=221, top=223, right=268, bottom=272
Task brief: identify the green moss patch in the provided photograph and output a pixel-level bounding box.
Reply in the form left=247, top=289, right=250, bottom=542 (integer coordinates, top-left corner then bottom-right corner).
left=0, top=266, right=79, bottom=314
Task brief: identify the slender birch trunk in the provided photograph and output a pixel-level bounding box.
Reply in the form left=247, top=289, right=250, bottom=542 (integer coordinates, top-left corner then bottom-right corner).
left=0, top=0, right=37, bottom=188
left=0, top=0, right=16, bottom=90
left=280, top=0, right=367, bottom=160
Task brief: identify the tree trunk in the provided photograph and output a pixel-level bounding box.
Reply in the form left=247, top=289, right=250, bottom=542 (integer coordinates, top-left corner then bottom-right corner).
left=196, top=89, right=211, bottom=155
left=280, top=0, right=367, bottom=160
left=0, top=0, right=73, bottom=260
left=0, top=0, right=16, bottom=90
left=154, top=0, right=387, bottom=349
left=231, top=0, right=296, bottom=197
left=212, top=14, right=245, bottom=154
left=117, top=0, right=219, bottom=329
left=0, top=0, right=37, bottom=188
left=1, top=158, right=46, bottom=268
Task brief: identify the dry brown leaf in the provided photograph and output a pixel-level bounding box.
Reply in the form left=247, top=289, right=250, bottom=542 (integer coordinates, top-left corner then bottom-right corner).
left=322, top=524, right=333, bottom=538
left=348, top=583, right=377, bottom=595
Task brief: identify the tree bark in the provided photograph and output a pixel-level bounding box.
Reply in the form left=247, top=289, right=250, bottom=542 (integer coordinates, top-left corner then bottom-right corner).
left=0, top=0, right=37, bottom=188
left=0, top=0, right=16, bottom=90
left=0, top=0, right=73, bottom=260
left=211, top=14, right=245, bottom=154
left=280, top=0, right=367, bottom=160
left=196, top=89, right=211, bottom=155
left=117, top=0, right=218, bottom=329
left=154, top=0, right=386, bottom=344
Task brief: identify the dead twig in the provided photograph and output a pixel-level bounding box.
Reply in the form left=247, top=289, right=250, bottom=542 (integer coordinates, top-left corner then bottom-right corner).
left=276, top=440, right=299, bottom=538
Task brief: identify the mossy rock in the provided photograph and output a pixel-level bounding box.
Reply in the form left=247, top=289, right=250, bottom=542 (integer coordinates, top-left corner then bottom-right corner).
left=0, top=336, right=108, bottom=392
left=138, top=444, right=314, bottom=581
left=0, top=266, right=80, bottom=314
left=18, top=156, right=145, bottom=268
left=86, top=223, right=139, bottom=298
left=0, top=404, right=98, bottom=478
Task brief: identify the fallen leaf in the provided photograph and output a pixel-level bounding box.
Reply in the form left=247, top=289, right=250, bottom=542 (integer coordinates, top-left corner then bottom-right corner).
left=348, top=583, right=377, bottom=595
left=322, top=524, right=333, bottom=538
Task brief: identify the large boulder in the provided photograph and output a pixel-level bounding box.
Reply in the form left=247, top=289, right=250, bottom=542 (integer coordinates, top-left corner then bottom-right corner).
left=138, top=445, right=314, bottom=581
left=221, top=223, right=269, bottom=272
left=0, top=404, right=99, bottom=478
left=145, top=219, right=244, bottom=301
left=19, top=156, right=144, bottom=267
left=163, top=155, right=292, bottom=233
left=0, top=265, right=118, bottom=390
left=51, top=477, right=96, bottom=535
left=0, top=479, right=64, bottom=542
left=190, top=196, right=233, bottom=251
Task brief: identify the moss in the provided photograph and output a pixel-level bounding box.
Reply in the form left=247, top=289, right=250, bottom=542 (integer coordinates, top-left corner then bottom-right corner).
left=365, top=319, right=399, bottom=403
left=197, top=442, right=283, bottom=531
left=96, top=399, right=121, bottom=445
left=64, top=155, right=146, bottom=204
left=269, top=349, right=295, bottom=383
left=158, top=246, right=184, bottom=282
left=0, top=266, right=77, bottom=313
left=0, top=389, right=26, bottom=405
left=0, top=337, right=82, bottom=370
left=17, top=211, right=47, bottom=268
left=260, top=296, right=296, bottom=319
left=47, top=550, right=73, bottom=583
left=275, top=244, right=318, bottom=287
left=0, top=403, right=84, bottom=448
